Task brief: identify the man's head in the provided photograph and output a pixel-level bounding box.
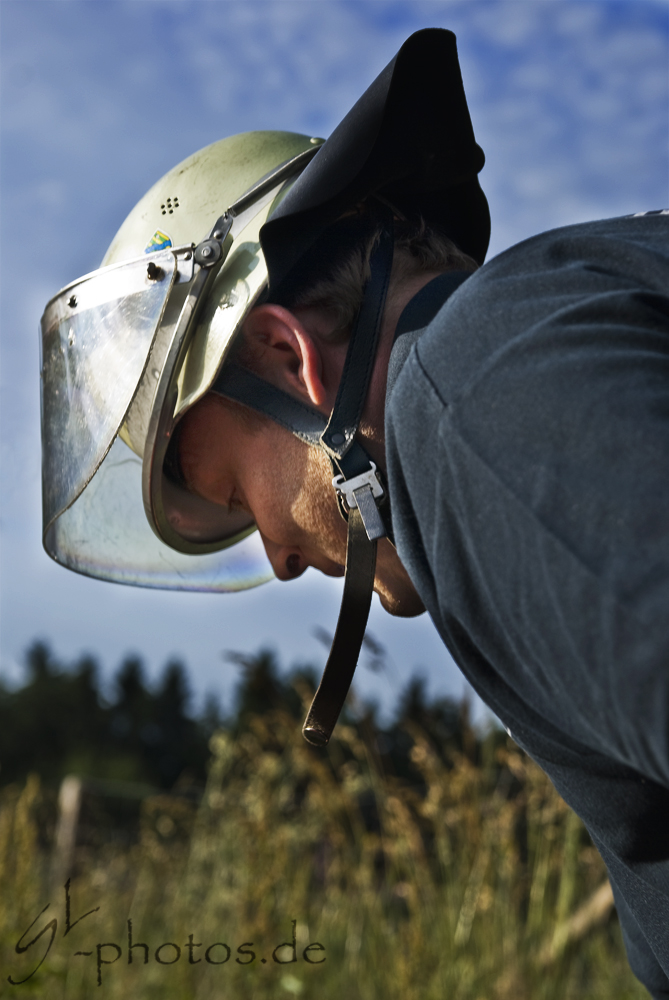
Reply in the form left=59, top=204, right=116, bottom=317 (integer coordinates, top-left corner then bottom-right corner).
left=175, top=216, right=477, bottom=616
left=41, top=28, right=488, bottom=593
left=40, top=28, right=489, bottom=743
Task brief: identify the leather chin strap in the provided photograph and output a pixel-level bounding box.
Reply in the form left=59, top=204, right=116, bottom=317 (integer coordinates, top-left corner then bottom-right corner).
left=302, top=505, right=377, bottom=744
left=212, top=214, right=394, bottom=746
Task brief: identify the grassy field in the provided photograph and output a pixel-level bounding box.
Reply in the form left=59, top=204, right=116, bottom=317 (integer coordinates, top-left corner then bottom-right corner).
left=0, top=709, right=647, bottom=999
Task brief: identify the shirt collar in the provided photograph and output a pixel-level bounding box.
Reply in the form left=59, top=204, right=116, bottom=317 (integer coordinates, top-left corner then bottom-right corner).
left=387, top=271, right=472, bottom=398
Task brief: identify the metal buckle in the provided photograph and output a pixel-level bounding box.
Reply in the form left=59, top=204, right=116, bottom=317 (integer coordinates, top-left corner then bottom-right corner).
left=332, top=463, right=386, bottom=541
left=332, top=462, right=384, bottom=509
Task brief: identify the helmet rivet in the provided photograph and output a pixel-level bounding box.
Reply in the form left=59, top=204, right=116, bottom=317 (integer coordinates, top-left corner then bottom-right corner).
left=331, top=432, right=345, bottom=446
left=213, top=230, right=224, bottom=240
left=200, top=245, right=212, bottom=258
left=68, top=295, right=77, bottom=308
left=146, top=261, right=163, bottom=280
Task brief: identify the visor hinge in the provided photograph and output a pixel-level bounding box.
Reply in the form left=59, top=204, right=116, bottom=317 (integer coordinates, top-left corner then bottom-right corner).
left=194, top=239, right=223, bottom=268
left=332, top=463, right=386, bottom=541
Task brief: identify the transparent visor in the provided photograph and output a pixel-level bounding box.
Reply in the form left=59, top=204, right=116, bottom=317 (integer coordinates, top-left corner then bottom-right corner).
left=44, top=437, right=271, bottom=591
left=41, top=251, right=178, bottom=524
left=40, top=250, right=272, bottom=591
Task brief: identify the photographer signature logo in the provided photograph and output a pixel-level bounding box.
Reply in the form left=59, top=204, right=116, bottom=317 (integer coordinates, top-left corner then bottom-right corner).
left=8, top=880, right=325, bottom=986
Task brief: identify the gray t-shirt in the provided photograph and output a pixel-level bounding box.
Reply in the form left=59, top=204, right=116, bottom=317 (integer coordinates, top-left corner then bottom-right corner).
left=385, top=212, right=669, bottom=996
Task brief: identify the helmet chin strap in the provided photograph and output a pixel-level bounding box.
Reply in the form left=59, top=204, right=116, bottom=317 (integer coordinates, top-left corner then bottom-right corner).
left=212, top=213, right=394, bottom=745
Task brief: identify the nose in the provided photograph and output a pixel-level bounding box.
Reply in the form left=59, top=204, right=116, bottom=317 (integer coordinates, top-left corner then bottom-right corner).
left=259, top=533, right=308, bottom=581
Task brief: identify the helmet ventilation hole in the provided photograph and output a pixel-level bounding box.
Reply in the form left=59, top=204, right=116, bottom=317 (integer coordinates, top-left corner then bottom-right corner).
left=160, top=196, right=180, bottom=216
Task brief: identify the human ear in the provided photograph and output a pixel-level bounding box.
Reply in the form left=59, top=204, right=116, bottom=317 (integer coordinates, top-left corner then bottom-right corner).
left=241, top=304, right=328, bottom=408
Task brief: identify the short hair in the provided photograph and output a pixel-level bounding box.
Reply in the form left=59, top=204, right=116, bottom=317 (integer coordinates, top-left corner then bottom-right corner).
left=276, top=214, right=479, bottom=340
left=219, top=213, right=478, bottom=433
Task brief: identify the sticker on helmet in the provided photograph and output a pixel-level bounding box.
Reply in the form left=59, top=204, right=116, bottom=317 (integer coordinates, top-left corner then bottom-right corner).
left=144, top=230, right=172, bottom=253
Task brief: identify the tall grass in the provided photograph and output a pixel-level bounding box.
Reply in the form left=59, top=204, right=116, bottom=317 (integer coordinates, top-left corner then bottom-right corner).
left=0, top=710, right=646, bottom=999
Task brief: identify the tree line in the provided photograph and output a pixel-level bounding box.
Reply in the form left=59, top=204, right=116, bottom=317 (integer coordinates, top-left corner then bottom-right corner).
left=0, top=640, right=484, bottom=794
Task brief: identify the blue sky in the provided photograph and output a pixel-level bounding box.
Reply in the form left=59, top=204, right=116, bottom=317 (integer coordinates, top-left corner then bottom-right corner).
left=1, top=0, right=668, bottom=718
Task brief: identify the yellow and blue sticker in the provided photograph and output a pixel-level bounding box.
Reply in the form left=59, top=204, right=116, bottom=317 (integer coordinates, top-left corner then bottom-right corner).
left=144, top=230, right=172, bottom=254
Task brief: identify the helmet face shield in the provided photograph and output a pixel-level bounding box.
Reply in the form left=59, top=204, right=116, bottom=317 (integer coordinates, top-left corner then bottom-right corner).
left=41, top=249, right=178, bottom=531
left=45, top=436, right=270, bottom=591
left=40, top=244, right=272, bottom=591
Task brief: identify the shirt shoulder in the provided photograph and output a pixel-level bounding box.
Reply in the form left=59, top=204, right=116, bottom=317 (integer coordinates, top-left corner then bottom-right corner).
left=412, top=212, right=669, bottom=406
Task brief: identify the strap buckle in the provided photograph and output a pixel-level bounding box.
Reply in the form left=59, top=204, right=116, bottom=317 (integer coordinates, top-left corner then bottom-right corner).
left=332, top=463, right=386, bottom=541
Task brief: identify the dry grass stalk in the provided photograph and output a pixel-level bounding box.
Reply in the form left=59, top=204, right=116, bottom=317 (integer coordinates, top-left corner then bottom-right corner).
left=0, top=721, right=646, bottom=999
left=540, top=879, right=615, bottom=965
